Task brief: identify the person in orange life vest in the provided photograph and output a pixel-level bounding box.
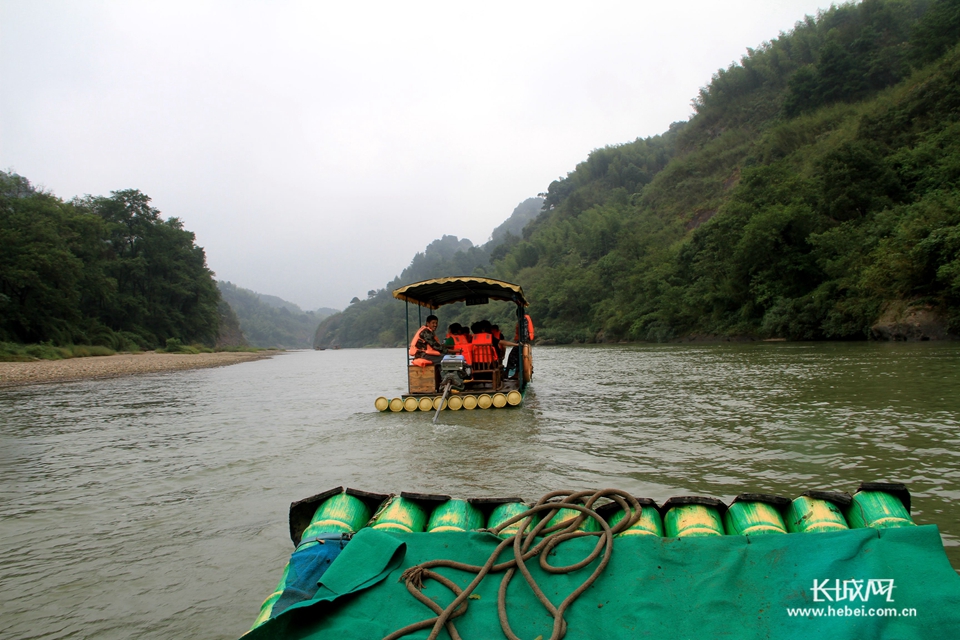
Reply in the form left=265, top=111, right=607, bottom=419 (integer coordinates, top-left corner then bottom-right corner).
left=471, top=320, right=516, bottom=363
left=470, top=321, right=491, bottom=345
left=409, top=315, right=453, bottom=365
left=451, top=325, right=473, bottom=365
left=445, top=323, right=461, bottom=348
left=506, top=315, right=532, bottom=378
left=514, top=314, right=534, bottom=342
left=469, top=321, right=497, bottom=368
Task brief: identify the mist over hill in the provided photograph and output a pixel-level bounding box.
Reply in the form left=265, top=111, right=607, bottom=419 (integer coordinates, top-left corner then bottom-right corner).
left=314, top=198, right=543, bottom=348
left=218, top=281, right=336, bottom=348
left=0, top=170, right=345, bottom=352
left=255, top=292, right=338, bottom=318
left=490, top=197, right=543, bottom=244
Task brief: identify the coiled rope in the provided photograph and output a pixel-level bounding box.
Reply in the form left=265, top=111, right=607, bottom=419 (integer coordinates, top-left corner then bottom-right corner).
left=382, top=488, right=642, bottom=640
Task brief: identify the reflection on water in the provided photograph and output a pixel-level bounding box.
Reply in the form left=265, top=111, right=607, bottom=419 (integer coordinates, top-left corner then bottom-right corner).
left=1, top=343, right=958, bottom=639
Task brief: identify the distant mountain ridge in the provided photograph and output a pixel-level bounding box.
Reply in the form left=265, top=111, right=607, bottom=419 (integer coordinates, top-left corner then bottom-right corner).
left=313, top=197, right=544, bottom=348
left=218, top=281, right=337, bottom=348
left=255, top=292, right=338, bottom=317
left=256, top=294, right=303, bottom=313
left=490, top=197, right=542, bottom=243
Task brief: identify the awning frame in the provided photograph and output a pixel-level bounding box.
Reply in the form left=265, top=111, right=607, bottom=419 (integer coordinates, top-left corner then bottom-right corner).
left=392, top=276, right=528, bottom=310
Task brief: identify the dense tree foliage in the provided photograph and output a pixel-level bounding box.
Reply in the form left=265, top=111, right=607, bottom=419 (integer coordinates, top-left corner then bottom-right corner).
left=487, top=0, right=960, bottom=343
left=217, top=281, right=331, bottom=348
left=0, top=174, right=221, bottom=348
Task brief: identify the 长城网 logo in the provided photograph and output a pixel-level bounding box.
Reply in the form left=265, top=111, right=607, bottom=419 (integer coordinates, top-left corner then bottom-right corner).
left=810, top=579, right=896, bottom=603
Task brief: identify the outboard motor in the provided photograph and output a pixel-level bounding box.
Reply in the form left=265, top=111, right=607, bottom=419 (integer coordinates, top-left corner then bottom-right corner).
left=440, top=355, right=471, bottom=391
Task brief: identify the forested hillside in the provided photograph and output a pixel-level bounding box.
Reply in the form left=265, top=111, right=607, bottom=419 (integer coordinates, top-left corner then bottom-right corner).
left=491, top=0, right=960, bottom=342
left=490, top=197, right=544, bottom=244
left=318, top=0, right=960, bottom=346
left=217, top=281, right=333, bottom=348
left=0, top=173, right=221, bottom=349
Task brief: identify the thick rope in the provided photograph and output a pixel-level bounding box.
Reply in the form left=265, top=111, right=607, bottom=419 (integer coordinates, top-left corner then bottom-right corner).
left=382, top=488, right=642, bottom=640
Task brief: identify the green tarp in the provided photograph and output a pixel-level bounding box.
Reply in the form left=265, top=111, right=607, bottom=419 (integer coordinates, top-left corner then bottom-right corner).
left=247, top=525, right=960, bottom=639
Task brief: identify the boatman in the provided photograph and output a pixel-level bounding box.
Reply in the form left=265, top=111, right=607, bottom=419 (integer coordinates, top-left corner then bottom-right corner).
left=409, top=315, right=453, bottom=365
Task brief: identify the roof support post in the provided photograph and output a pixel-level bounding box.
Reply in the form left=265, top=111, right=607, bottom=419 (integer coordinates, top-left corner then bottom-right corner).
left=516, top=302, right=525, bottom=391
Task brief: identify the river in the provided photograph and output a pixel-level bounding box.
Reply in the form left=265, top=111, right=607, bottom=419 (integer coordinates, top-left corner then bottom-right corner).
left=1, top=343, right=958, bottom=639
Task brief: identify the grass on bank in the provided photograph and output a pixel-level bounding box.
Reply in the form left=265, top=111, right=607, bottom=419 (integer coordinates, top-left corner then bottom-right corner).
left=0, top=339, right=268, bottom=362
left=0, top=342, right=117, bottom=362
left=156, top=338, right=273, bottom=354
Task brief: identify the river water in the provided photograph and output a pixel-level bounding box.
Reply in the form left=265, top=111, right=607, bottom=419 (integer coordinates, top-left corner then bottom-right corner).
left=1, top=343, right=958, bottom=639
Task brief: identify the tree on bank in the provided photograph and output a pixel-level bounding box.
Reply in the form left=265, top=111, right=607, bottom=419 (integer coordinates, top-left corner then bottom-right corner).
left=0, top=173, right=221, bottom=349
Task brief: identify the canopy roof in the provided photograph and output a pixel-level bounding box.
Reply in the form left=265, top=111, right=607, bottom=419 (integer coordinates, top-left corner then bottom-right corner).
left=392, top=276, right=528, bottom=309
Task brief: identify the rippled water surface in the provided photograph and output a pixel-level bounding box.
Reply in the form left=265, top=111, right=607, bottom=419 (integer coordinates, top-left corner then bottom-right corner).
left=2, top=343, right=959, bottom=639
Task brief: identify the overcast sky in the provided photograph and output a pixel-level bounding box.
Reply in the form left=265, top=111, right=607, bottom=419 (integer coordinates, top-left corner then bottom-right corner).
left=1, top=1, right=840, bottom=310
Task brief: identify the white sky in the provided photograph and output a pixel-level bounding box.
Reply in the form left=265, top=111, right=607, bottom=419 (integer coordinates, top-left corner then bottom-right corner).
left=1, top=1, right=840, bottom=310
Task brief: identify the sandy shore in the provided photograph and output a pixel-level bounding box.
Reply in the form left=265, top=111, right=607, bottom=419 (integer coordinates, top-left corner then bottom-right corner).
left=0, top=351, right=279, bottom=388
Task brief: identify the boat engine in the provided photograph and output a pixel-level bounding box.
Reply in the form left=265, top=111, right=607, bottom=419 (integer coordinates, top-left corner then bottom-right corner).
left=440, top=355, right=471, bottom=391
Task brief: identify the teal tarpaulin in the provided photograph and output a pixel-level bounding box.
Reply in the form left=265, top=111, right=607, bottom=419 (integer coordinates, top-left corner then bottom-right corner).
left=246, top=525, right=960, bottom=639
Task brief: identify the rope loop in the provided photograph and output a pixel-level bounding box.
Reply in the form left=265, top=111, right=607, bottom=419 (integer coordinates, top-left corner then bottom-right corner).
left=382, top=488, right=642, bottom=640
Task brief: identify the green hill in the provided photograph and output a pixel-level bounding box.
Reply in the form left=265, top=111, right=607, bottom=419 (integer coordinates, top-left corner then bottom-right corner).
left=218, top=282, right=334, bottom=348
left=489, top=0, right=960, bottom=343
left=317, top=0, right=960, bottom=347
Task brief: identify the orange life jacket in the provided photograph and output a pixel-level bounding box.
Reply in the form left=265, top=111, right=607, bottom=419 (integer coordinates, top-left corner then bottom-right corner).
left=409, top=325, right=442, bottom=357
left=471, top=333, right=498, bottom=363
left=452, top=334, right=473, bottom=365
left=514, top=315, right=534, bottom=341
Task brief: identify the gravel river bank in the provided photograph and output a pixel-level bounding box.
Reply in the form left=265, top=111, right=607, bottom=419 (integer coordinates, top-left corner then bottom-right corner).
left=0, top=351, right=279, bottom=388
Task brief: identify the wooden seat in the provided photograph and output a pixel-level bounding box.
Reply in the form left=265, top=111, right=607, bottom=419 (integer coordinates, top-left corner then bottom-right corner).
left=469, top=342, right=501, bottom=390
left=408, top=364, right=439, bottom=394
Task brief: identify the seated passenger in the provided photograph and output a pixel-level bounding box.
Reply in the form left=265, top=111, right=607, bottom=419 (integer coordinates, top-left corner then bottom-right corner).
left=471, top=320, right=493, bottom=344
left=514, top=314, right=535, bottom=343
left=452, top=326, right=473, bottom=365
left=409, top=315, right=453, bottom=365
left=491, top=324, right=505, bottom=361
left=445, top=323, right=461, bottom=348
left=470, top=321, right=499, bottom=367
